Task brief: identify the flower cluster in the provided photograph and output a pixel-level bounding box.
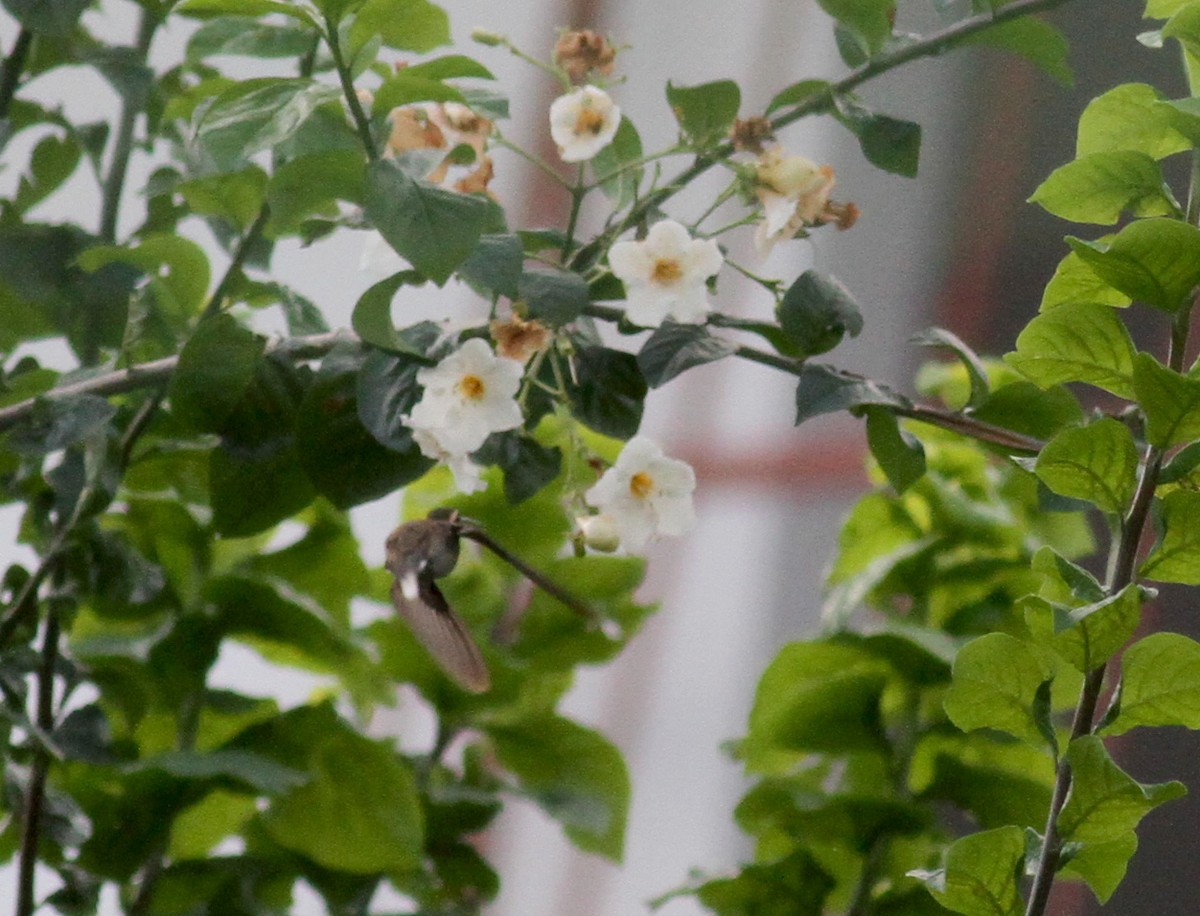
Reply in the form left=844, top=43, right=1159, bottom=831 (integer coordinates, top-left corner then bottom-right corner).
left=386, top=100, right=495, bottom=195
left=404, top=339, right=524, bottom=493
left=752, top=145, right=858, bottom=251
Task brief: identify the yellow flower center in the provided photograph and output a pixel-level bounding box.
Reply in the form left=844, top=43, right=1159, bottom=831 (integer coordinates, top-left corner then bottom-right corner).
left=575, top=107, right=607, bottom=136
left=652, top=258, right=683, bottom=285
left=629, top=471, right=654, bottom=499
left=458, top=374, right=486, bottom=400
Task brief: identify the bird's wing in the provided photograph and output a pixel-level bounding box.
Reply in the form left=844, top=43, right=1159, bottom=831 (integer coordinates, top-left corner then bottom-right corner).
left=390, top=580, right=491, bottom=693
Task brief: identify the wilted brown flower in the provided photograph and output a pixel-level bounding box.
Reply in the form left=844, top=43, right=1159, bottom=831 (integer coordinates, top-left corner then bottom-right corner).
left=553, top=29, right=616, bottom=82
left=490, top=315, right=551, bottom=362
left=730, top=116, right=774, bottom=153
left=818, top=200, right=861, bottom=231
left=455, top=155, right=496, bottom=196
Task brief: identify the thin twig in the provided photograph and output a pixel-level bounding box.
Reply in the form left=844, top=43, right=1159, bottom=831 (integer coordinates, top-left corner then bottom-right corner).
left=325, top=14, right=377, bottom=162
left=99, top=9, right=160, bottom=243
left=200, top=205, right=271, bottom=321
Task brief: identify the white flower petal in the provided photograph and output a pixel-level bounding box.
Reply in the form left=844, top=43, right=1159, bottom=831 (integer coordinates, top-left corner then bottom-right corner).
left=549, top=86, right=620, bottom=163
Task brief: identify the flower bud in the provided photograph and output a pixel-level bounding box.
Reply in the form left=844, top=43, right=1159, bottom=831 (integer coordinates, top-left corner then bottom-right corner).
left=471, top=28, right=505, bottom=46
left=577, top=513, right=621, bottom=553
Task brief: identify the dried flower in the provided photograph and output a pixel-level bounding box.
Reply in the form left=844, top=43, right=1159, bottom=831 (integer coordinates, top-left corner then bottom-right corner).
left=553, top=29, right=616, bottom=82
left=490, top=315, right=551, bottom=363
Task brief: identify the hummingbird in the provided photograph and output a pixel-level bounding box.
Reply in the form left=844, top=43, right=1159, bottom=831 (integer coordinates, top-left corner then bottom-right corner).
left=384, top=508, right=594, bottom=693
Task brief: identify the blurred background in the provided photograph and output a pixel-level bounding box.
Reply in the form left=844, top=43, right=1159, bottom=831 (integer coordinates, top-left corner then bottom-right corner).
left=1, top=0, right=1193, bottom=913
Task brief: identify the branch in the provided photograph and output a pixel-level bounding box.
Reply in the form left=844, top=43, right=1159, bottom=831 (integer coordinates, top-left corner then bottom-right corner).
left=201, top=205, right=271, bottom=321
left=570, top=0, right=1079, bottom=270
left=99, top=8, right=160, bottom=243
left=0, top=27, right=32, bottom=121
left=0, top=330, right=353, bottom=435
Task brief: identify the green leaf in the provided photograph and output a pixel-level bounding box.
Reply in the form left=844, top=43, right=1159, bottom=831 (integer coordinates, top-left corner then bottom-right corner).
left=488, top=716, right=629, bottom=861
left=177, top=168, right=268, bottom=231
left=795, top=363, right=908, bottom=425
left=1037, top=584, right=1143, bottom=673
left=518, top=267, right=589, bottom=327
left=1058, top=736, right=1185, bottom=843
left=13, top=132, right=82, bottom=216
left=1, top=0, right=88, bottom=35
left=1005, top=302, right=1136, bottom=398
left=195, top=78, right=340, bottom=171
left=473, top=431, right=562, bottom=504
left=1101, top=632, right=1200, bottom=734
left=816, top=0, right=895, bottom=54
left=177, top=0, right=319, bottom=25
left=4, top=394, right=116, bottom=457
left=347, top=0, right=450, bottom=56
left=265, top=150, right=365, bottom=235
left=78, top=234, right=212, bottom=323
left=1076, top=83, right=1191, bottom=159
left=865, top=407, right=925, bottom=494
left=296, top=346, right=433, bottom=508
left=351, top=270, right=429, bottom=354
left=1031, top=545, right=1105, bottom=604
left=1133, top=352, right=1200, bottom=447
left=1029, top=151, right=1180, bottom=224
left=186, top=16, right=318, bottom=62
left=210, top=438, right=316, bottom=536
left=911, top=826, right=1025, bottom=916
left=665, top=79, right=741, bottom=148
left=356, top=346, right=435, bottom=453
left=591, top=116, right=643, bottom=211
left=167, top=791, right=257, bottom=861
left=959, top=16, right=1073, bottom=86
left=1040, top=248, right=1132, bottom=311
left=365, top=159, right=490, bottom=285
left=742, top=641, right=890, bottom=769
left=971, top=380, right=1082, bottom=441
left=371, top=72, right=466, bottom=112
left=765, top=79, right=831, bottom=115
left=127, top=750, right=306, bottom=794
left=1067, top=219, right=1200, bottom=313
left=913, top=327, right=991, bottom=409
left=1159, top=439, right=1200, bottom=484
left=1146, top=0, right=1194, bottom=17
left=567, top=346, right=646, bottom=439
left=1033, top=418, right=1139, bottom=515
left=834, top=96, right=920, bottom=177
left=943, top=633, right=1054, bottom=749
left=637, top=322, right=738, bottom=388
left=777, top=269, right=863, bottom=357
left=1141, top=490, right=1200, bottom=584
left=170, top=314, right=266, bottom=434
left=1060, top=833, right=1138, bottom=904
left=692, top=849, right=834, bottom=915
left=457, top=233, right=523, bottom=299
left=263, top=730, right=424, bottom=872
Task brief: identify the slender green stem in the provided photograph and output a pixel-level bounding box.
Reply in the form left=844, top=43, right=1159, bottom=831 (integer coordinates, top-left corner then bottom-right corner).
left=0, top=27, right=32, bottom=122
left=325, top=15, right=377, bottom=162
left=584, top=146, right=686, bottom=193
left=570, top=0, right=1080, bottom=272
left=1025, top=303, right=1192, bottom=916
left=494, top=134, right=570, bottom=187
left=563, top=166, right=585, bottom=256
left=15, top=605, right=61, bottom=916
left=201, top=205, right=271, bottom=321
left=489, top=34, right=570, bottom=88
left=99, top=9, right=160, bottom=243
left=690, top=179, right=740, bottom=232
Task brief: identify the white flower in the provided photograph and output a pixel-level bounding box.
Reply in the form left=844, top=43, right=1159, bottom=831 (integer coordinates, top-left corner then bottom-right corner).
left=549, top=85, right=620, bottom=162
left=585, top=436, right=696, bottom=551
left=608, top=219, right=723, bottom=326
left=406, top=338, right=524, bottom=456
left=753, top=147, right=835, bottom=253
left=411, top=428, right=487, bottom=494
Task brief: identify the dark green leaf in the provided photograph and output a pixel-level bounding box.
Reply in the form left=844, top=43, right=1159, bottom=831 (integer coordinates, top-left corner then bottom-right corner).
left=693, top=849, right=834, bottom=916
left=127, top=750, right=307, bottom=794
left=473, top=431, right=562, bottom=504
left=834, top=97, right=920, bottom=177
left=2, top=0, right=88, bottom=35
left=1160, top=439, right=1200, bottom=483
left=355, top=346, right=434, bottom=452
left=187, top=16, right=317, bottom=62
left=637, top=322, right=738, bottom=388
left=865, top=407, right=926, bottom=494
left=365, top=159, right=490, bottom=285
left=816, top=0, right=894, bottom=54
left=210, top=437, right=316, bottom=536
left=591, top=116, right=643, bottom=210
left=519, top=267, right=589, bottom=326
left=795, top=363, right=908, bottom=425
left=457, top=233, right=523, bottom=299
left=765, top=79, right=831, bottom=116
left=777, top=269, right=863, bottom=356
left=913, top=327, right=990, bottom=409
left=958, top=16, right=1073, bottom=86
left=13, top=132, right=82, bottom=215
left=77, top=233, right=212, bottom=324
left=297, top=346, right=433, bottom=508
left=1067, top=218, right=1200, bottom=313
left=170, top=314, right=266, bottom=434
left=5, top=394, right=116, bottom=456
left=567, top=346, right=646, bottom=439
left=266, top=150, right=365, bottom=235
left=665, top=80, right=741, bottom=147
left=488, top=716, right=629, bottom=861
left=351, top=270, right=429, bottom=355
